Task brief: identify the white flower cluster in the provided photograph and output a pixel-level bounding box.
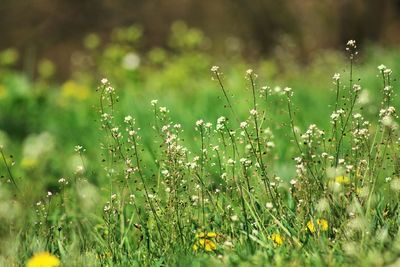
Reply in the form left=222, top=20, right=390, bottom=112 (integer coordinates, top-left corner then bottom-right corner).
left=216, top=116, right=226, bottom=131
left=301, top=124, right=325, bottom=147
left=330, top=109, right=345, bottom=123
left=211, top=65, right=220, bottom=72
left=379, top=106, right=398, bottom=129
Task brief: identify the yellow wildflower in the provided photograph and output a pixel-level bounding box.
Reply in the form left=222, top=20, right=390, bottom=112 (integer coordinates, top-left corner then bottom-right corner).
left=27, top=252, right=60, bottom=267
left=317, top=219, right=329, bottom=231
left=196, top=231, right=217, bottom=238
left=335, top=175, right=350, bottom=185
left=307, top=218, right=329, bottom=233
left=271, top=233, right=284, bottom=246
left=193, top=231, right=219, bottom=252
left=193, top=239, right=217, bottom=252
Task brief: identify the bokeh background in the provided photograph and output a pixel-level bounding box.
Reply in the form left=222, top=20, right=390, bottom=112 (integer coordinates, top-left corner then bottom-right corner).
left=1, top=0, right=400, bottom=79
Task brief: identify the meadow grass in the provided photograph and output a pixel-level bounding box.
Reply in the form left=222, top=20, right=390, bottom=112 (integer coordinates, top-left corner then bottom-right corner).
left=0, top=37, right=400, bottom=266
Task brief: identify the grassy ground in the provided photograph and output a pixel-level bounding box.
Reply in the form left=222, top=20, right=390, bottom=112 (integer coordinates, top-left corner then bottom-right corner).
left=1, top=30, right=400, bottom=266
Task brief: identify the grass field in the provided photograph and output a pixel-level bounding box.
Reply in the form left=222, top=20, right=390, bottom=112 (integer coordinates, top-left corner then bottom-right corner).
left=1, top=33, right=400, bottom=266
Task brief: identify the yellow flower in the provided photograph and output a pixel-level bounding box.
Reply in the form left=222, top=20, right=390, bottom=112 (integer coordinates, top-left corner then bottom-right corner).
left=270, top=233, right=284, bottom=246
left=193, top=239, right=217, bottom=252
left=317, top=219, right=329, bottom=231
left=307, top=220, right=316, bottom=233
left=27, top=252, right=60, bottom=267
left=193, top=231, right=219, bottom=252
left=196, top=231, right=217, bottom=238
left=307, top=219, right=329, bottom=233
left=335, top=175, right=350, bottom=185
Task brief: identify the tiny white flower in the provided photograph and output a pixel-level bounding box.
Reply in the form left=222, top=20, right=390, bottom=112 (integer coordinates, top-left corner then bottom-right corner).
left=250, top=109, right=258, bottom=116
left=378, top=64, right=387, bottom=71
left=211, top=65, right=220, bottom=72
left=196, top=119, right=204, bottom=126
left=124, top=115, right=133, bottom=123
left=332, top=73, right=340, bottom=81
left=283, top=87, right=292, bottom=93
left=227, top=158, right=235, bottom=165
left=353, top=84, right=361, bottom=92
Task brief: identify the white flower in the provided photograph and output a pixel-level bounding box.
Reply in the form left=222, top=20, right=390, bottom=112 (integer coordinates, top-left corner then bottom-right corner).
left=104, top=204, right=111, bottom=212
left=283, top=87, right=292, bottom=93
left=346, top=40, right=356, bottom=47
left=240, top=122, right=248, bottom=129
left=101, top=78, right=108, bottom=84
left=378, top=64, right=387, bottom=71
left=105, top=86, right=115, bottom=94
left=250, top=109, right=258, bottom=116
left=159, top=107, right=167, bottom=113
left=332, top=73, right=340, bottom=81
left=266, top=202, right=273, bottom=209
left=124, top=115, right=133, bottom=123
left=58, top=177, right=68, bottom=185
left=266, top=141, right=275, bottom=148
left=217, top=116, right=226, bottom=124
left=353, top=84, right=361, bottom=92
left=384, top=68, right=392, bottom=75
left=211, top=66, right=220, bottom=72
left=151, top=99, right=158, bottom=106
left=239, top=158, right=247, bottom=164
left=74, top=145, right=83, bottom=152
left=246, top=69, right=253, bottom=75
left=196, top=119, right=204, bottom=126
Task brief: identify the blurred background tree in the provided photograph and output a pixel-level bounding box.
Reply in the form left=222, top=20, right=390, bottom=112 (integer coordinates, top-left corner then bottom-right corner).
left=0, top=0, right=399, bottom=79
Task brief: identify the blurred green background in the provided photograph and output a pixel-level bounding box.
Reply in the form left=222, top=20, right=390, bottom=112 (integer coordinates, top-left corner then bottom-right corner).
left=1, top=0, right=400, bottom=79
